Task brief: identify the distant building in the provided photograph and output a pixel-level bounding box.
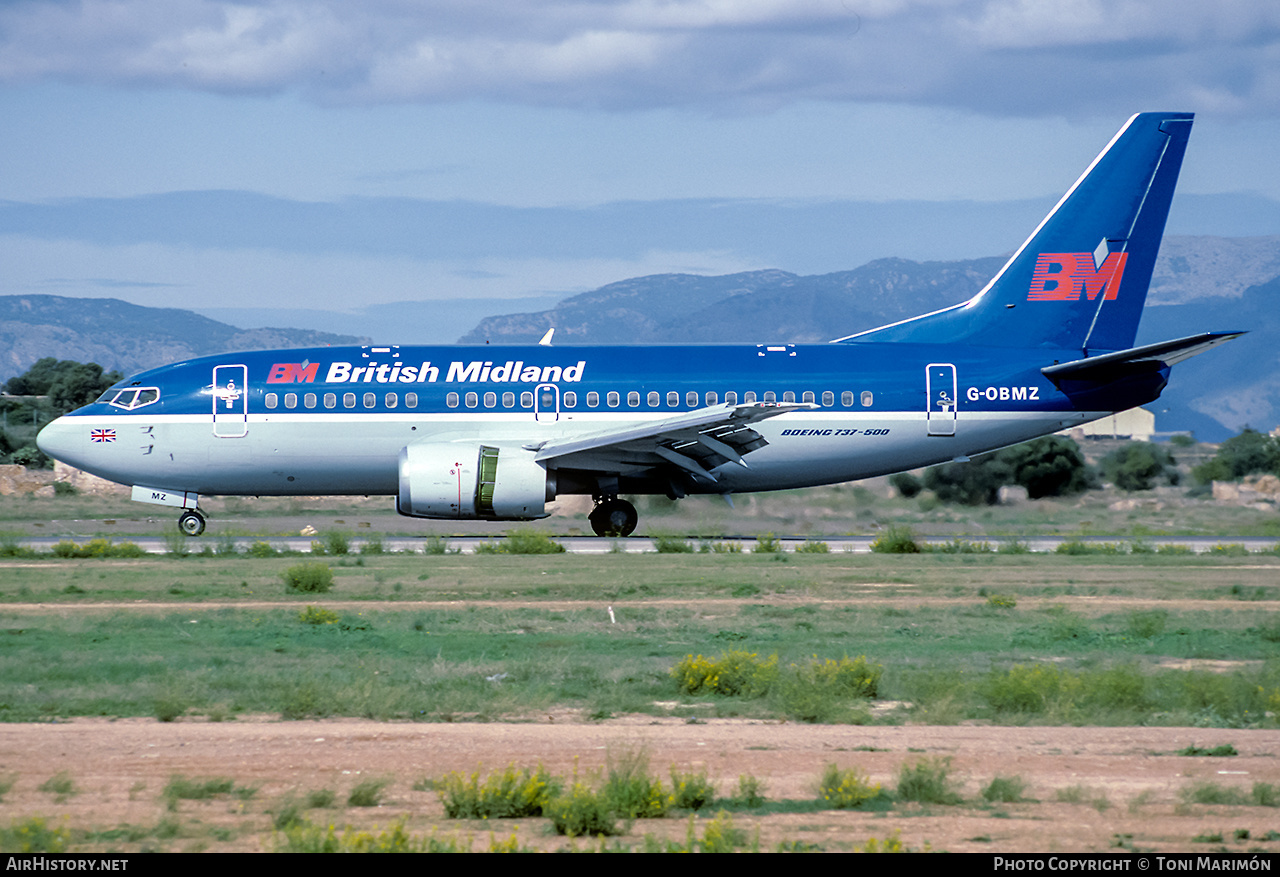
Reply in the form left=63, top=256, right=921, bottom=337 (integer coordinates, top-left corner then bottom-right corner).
left=1061, top=407, right=1156, bottom=442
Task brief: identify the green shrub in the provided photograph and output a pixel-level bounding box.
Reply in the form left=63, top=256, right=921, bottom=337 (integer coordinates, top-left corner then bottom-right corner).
left=280, top=562, right=334, bottom=594
left=817, top=763, right=884, bottom=809
left=730, top=773, right=766, bottom=808
left=0, top=817, right=70, bottom=853
left=359, top=533, right=384, bottom=555
left=670, top=650, right=779, bottom=697
left=602, top=748, right=666, bottom=818
left=322, top=530, right=351, bottom=555
left=422, top=535, right=454, bottom=555
left=982, top=775, right=1028, bottom=803
left=986, top=594, right=1018, bottom=608
left=1102, top=443, right=1179, bottom=491
left=936, top=538, right=993, bottom=554
left=795, top=540, right=830, bottom=553
left=1127, top=609, right=1168, bottom=639
left=1177, top=743, right=1238, bottom=757
left=653, top=534, right=695, bottom=553
left=438, top=763, right=560, bottom=818
left=348, top=777, right=389, bottom=807
left=298, top=605, right=341, bottom=625
left=668, top=766, right=716, bottom=811
left=889, top=472, right=922, bottom=498
left=37, top=771, right=77, bottom=802
left=547, top=783, right=620, bottom=837
left=870, top=525, right=920, bottom=554
left=897, top=757, right=962, bottom=804
left=246, top=540, right=277, bottom=557
left=500, top=530, right=565, bottom=554
left=981, top=664, right=1082, bottom=715
left=753, top=533, right=782, bottom=553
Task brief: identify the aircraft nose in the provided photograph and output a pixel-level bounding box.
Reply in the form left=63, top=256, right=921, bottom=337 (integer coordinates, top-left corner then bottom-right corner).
left=36, top=416, right=80, bottom=467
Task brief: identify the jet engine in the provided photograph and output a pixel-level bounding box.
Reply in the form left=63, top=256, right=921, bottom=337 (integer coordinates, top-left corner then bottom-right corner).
left=397, top=443, right=554, bottom=520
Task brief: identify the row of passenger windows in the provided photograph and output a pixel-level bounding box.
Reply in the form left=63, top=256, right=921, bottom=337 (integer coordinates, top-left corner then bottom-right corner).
left=263, top=389, right=875, bottom=411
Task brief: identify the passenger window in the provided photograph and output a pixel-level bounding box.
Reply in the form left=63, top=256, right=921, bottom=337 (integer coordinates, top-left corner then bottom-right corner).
left=841, top=390, right=854, bottom=406
left=446, top=392, right=459, bottom=408
left=627, top=391, right=639, bottom=407
left=744, top=391, right=756, bottom=403
left=386, top=393, right=398, bottom=408
left=502, top=392, right=514, bottom=408
left=465, top=392, right=477, bottom=408
left=822, top=391, right=833, bottom=406
left=521, top=391, right=534, bottom=408
left=285, top=393, right=298, bottom=409
left=666, top=391, right=679, bottom=407
left=802, top=391, right=814, bottom=404
left=324, top=393, right=337, bottom=409
left=706, top=391, right=718, bottom=405
left=587, top=391, right=599, bottom=408
left=608, top=392, right=620, bottom=408
left=725, top=391, right=737, bottom=405
left=563, top=391, right=576, bottom=408
left=686, top=391, right=698, bottom=407
left=363, top=392, right=376, bottom=408
left=861, top=391, right=874, bottom=407
left=304, top=393, right=317, bottom=409
left=405, top=393, right=418, bottom=408
left=265, top=393, right=278, bottom=409
left=783, top=391, right=795, bottom=403
left=764, top=391, right=776, bottom=403
left=344, top=393, right=356, bottom=409
left=648, top=391, right=660, bottom=407
left=484, top=392, right=496, bottom=408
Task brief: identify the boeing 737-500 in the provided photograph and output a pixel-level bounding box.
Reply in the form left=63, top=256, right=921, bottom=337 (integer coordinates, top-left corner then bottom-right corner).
left=37, top=112, right=1241, bottom=538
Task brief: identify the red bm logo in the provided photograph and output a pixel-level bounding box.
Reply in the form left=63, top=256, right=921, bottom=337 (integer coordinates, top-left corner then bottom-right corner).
left=266, top=362, right=319, bottom=383
left=1027, top=252, right=1128, bottom=302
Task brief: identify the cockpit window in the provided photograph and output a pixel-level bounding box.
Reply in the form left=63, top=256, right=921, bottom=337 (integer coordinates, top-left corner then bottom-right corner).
left=102, top=387, right=161, bottom=411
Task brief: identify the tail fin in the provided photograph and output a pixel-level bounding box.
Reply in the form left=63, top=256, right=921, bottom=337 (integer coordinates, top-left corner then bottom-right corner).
left=838, top=112, right=1193, bottom=353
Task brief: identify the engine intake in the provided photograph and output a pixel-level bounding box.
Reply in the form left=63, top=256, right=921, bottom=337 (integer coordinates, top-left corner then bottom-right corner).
left=397, top=443, right=554, bottom=520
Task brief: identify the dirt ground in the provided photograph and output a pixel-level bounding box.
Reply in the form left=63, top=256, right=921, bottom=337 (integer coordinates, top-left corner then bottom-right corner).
left=3, top=717, right=1280, bottom=853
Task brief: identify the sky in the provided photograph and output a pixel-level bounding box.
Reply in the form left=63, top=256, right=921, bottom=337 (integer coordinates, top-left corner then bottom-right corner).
left=2, top=0, right=1280, bottom=340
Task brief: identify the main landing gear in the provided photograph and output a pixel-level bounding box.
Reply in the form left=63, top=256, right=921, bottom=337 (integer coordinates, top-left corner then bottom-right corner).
left=589, top=496, right=638, bottom=537
left=178, top=509, right=206, bottom=537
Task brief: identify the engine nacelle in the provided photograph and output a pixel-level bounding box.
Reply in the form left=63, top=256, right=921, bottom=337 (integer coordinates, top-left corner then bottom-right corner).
left=397, top=443, right=554, bottom=520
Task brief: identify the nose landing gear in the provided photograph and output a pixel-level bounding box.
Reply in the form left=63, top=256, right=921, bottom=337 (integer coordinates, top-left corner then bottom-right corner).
left=178, top=509, right=206, bottom=537
left=588, top=496, right=638, bottom=537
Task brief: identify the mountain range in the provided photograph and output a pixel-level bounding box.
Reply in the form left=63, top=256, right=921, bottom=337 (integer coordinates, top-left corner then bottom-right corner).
left=2, top=234, right=1277, bottom=441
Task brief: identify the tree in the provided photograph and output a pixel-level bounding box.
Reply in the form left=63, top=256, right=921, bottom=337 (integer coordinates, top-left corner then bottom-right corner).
left=999, top=436, right=1092, bottom=499
left=924, top=455, right=1012, bottom=505
left=1191, top=429, right=1280, bottom=484
left=1101, top=443, right=1179, bottom=491
left=4, top=358, right=121, bottom=415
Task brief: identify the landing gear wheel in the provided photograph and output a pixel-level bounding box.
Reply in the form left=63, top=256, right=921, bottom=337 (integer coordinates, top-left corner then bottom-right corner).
left=589, top=498, right=638, bottom=537
left=178, top=510, right=206, bottom=537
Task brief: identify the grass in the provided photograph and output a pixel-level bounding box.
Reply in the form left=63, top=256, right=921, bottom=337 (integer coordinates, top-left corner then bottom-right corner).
left=3, top=549, right=1280, bottom=725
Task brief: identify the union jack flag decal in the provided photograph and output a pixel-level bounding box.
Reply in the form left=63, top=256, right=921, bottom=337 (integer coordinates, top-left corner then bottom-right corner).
left=90, top=429, right=116, bottom=443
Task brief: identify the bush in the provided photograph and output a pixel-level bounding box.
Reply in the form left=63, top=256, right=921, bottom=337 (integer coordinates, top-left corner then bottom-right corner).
left=889, top=472, right=922, bottom=498
left=246, top=540, right=277, bottom=558
left=1101, top=443, right=1179, bottom=491
left=1192, top=428, right=1280, bottom=484
left=280, top=562, right=334, bottom=594
left=896, top=757, right=962, bottom=804
left=347, top=777, right=388, bottom=807
left=298, top=605, right=341, bottom=625
left=652, top=534, right=694, bottom=553
left=924, top=455, right=1011, bottom=505
left=668, top=766, right=716, bottom=811
left=438, top=763, right=560, bottom=818
left=670, top=651, right=778, bottom=697
left=982, top=775, right=1028, bottom=803
left=1001, top=436, right=1092, bottom=499
left=730, top=774, right=766, bottom=808
left=795, top=540, right=830, bottom=553
left=817, top=764, right=884, bottom=809
left=753, top=533, right=782, bottom=553
left=601, top=748, right=666, bottom=818
left=547, top=783, right=620, bottom=837
left=870, top=525, right=920, bottom=554
left=500, top=530, right=565, bottom=554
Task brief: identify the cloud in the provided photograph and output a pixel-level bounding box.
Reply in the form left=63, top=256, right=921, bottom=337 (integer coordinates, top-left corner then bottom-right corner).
left=0, top=0, right=1277, bottom=116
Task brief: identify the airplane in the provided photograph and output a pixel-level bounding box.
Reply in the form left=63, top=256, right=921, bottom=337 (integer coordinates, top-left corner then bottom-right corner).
left=37, top=112, right=1241, bottom=539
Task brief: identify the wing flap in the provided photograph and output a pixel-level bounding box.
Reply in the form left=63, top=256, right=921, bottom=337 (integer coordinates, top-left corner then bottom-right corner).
left=531, top=401, right=813, bottom=477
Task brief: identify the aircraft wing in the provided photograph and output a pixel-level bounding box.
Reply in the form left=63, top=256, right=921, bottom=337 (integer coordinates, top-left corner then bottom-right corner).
left=527, top=401, right=815, bottom=483
left=1042, top=332, right=1244, bottom=385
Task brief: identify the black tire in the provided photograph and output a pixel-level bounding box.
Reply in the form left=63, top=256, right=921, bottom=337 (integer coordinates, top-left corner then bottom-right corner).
left=178, top=510, right=206, bottom=537
left=589, top=499, right=638, bottom=537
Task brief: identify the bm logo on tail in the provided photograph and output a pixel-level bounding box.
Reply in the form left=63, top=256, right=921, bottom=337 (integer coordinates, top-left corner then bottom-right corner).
left=1028, top=251, right=1128, bottom=302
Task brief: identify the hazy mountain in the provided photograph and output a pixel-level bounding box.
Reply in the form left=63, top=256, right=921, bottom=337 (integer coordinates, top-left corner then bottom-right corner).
left=0, top=295, right=364, bottom=382
left=459, top=237, right=1280, bottom=441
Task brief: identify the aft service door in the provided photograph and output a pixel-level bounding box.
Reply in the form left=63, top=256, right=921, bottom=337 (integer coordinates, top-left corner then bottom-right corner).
left=926, top=363, right=957, bottom=437
left=212, top=364, right=248, bottom=437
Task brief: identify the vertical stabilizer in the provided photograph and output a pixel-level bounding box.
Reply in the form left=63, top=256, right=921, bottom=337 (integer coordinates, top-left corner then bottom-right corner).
left=839, top=113, right=1193, bottom=353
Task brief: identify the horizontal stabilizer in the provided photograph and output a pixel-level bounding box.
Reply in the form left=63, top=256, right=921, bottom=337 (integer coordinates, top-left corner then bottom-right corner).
left=1042, top=332, right=1244, bottom=384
